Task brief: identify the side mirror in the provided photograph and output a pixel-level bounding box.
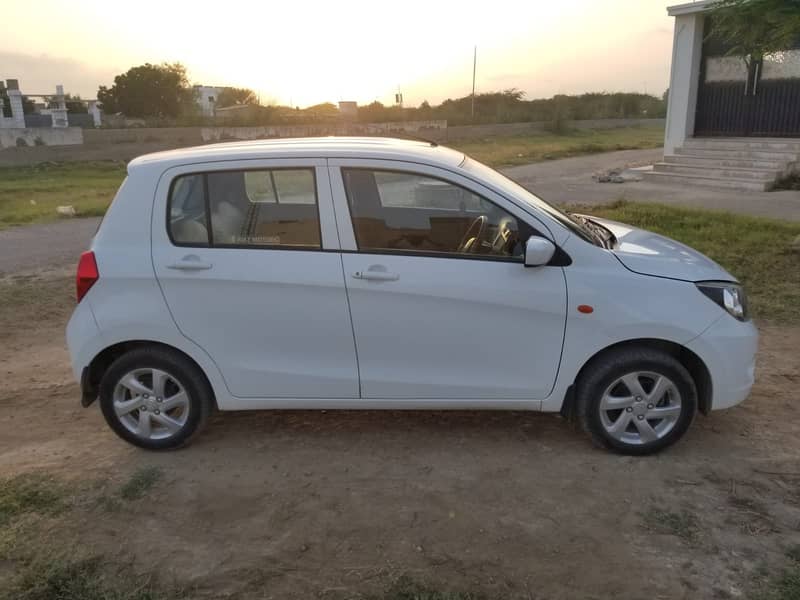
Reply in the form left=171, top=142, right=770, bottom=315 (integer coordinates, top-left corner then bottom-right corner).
left=524, top=236, right=556, bottom=267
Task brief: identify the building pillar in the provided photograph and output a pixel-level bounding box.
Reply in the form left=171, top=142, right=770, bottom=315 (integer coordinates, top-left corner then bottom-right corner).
left=664, top=10, right=706, bottom=154
left=50, top=84, right=69, bottom=128
left=87, top=100, right=102, bottom=127
left=6, top=79, right=26, bottom=129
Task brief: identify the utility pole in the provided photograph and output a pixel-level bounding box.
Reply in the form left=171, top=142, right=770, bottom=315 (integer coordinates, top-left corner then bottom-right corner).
left=471, top=45, right=477, bottom=121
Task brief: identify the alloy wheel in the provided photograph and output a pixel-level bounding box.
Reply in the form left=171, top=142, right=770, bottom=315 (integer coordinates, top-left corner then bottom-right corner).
left=112, top=368, right=190, bottom=441
left=598, top=371, right=682, bottom=445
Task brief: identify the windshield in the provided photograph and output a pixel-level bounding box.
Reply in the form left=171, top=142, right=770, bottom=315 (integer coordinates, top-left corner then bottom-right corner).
left=459, top=156, right=602, bottom=246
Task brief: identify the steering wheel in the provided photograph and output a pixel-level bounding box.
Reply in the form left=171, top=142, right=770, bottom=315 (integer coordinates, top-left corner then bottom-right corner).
left=457, top=215, right=489, bottom=253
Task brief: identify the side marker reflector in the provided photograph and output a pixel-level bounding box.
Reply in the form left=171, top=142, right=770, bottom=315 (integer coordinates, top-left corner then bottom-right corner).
left=578, top=305, right=594, bottom=314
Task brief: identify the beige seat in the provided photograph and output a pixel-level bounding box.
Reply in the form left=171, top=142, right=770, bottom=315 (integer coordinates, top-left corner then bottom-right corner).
left=172, top=219, right=208, bottom=244
left=212, top=201, right=245, bottom=244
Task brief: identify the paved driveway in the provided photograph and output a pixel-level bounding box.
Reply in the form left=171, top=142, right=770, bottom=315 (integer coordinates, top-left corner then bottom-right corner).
left=2, top=148, right=798, bottom=276
left=504, top=148, right=800, bottom=219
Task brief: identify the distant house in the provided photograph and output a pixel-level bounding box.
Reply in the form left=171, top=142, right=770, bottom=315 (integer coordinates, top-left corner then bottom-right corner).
left=214, top=103, right=263, bottom=122
left=338, top=101, right=358, bottom=120
left=193, top=85, right=225, bottom=117
left=645, top=1, right=800, bottom=191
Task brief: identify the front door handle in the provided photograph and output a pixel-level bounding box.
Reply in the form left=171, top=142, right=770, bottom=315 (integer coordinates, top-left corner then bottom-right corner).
left=353, top=265, right=399, bottom=281
left=166, top=255, right=213, bottom=271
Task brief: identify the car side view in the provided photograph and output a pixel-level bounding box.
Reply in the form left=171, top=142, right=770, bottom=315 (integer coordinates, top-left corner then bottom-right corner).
left=66, top=137, right=758, bottom=455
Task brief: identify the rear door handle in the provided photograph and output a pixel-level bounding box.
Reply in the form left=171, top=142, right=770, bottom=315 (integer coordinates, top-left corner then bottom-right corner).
left=353, top=266, right=399, bottom=281
left=166, top=255, right=213, bottom=271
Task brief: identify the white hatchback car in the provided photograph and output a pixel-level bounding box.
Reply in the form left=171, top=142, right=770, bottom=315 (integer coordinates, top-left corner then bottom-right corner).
left=66, top=137, right=757, bottom=455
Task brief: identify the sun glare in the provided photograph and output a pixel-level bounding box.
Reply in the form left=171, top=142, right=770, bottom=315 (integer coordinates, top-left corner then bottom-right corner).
left=3, top=0, right=673, bottom=105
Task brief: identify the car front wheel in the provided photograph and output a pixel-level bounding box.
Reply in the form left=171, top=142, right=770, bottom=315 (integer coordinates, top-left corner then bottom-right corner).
left=576, top=347, right=697, bottom=455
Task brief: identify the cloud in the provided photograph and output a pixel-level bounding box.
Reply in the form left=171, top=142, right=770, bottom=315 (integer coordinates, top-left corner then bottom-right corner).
left=0, top=51, right=118, bottom=98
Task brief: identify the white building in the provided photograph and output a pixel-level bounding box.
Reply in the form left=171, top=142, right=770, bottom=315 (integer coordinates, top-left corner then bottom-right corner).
left=644, top=1, right=800, bottom=191
left=194, top=85, right=225, bottom=117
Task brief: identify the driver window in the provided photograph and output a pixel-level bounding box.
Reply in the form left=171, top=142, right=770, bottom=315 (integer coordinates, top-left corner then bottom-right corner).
left=342, top=168, right=528, bottom=259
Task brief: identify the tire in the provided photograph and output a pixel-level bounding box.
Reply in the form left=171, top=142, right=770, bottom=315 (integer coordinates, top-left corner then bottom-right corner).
left=575, top=346, right=697, bottom=455
left=99, top=346, right=213, bottom=450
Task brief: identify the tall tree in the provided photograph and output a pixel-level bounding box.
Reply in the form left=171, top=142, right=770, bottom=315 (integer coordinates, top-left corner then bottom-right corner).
left=216, top=87, right=258, bottom=108
left=709, top=0, right=800, bottom=65
left=96, top=63, right=195, bottom=117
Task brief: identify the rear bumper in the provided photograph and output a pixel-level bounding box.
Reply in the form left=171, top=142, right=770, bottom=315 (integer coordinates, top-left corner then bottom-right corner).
left=66, top=299, right=101, bottom=387
left=686, top=315, right=758, bottom=410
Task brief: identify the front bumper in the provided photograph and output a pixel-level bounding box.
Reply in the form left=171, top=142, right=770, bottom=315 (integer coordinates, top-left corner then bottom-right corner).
left=686, top=315, right=758, bottom=410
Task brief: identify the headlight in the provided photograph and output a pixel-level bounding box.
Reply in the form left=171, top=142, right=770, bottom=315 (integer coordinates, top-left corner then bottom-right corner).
left=696, top=281, right=749, bottom=321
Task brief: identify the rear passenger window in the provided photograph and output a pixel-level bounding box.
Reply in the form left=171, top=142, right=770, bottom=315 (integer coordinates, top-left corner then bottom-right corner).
left=167, top=168, right=321, bottom=249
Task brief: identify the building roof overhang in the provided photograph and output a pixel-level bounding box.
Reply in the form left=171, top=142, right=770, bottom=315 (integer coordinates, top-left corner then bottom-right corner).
left=667, top=0, right=713, bottom=16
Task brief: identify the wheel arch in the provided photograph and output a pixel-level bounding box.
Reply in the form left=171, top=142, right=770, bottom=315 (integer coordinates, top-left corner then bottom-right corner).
left=560, top=338, right=712, bottom=419
left=81, top=340, right=218, bottom=410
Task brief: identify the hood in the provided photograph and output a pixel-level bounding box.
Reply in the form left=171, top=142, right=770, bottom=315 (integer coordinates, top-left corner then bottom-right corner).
left=582, top=216, right=737, bottom=283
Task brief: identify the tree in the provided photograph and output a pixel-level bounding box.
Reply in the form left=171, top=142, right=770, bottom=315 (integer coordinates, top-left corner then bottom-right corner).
left=46, top=93, right=88, bottom=114
left=96, top=63, right=195, bottom=117
left=709, top=0, right=800, bottom=65
left=216, top=87, right=258, bottom=108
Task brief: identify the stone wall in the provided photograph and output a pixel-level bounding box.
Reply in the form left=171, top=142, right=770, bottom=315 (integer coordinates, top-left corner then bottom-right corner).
left=82, top=127, right=204, bottom=146
left=0, top=118, right=665, bottom=166
left=0, top=127, right=84, bottom=149
left=427, top=118, right=666, bottom=142
left=200, top=120, right=447, bottom=142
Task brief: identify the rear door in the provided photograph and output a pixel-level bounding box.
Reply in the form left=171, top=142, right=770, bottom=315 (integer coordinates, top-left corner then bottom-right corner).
left=329, top=159, right=567, bottom=401
left=152, top=158, right=359, bottom=399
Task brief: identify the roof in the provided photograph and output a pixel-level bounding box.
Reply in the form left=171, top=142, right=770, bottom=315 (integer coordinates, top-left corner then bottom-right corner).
left=128, top=136, right=464, bottom=172
left=667, top=1, right=712, bottom=16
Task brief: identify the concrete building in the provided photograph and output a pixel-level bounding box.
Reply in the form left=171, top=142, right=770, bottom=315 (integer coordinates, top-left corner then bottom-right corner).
left=194, top=85, right=225, bottom=117
left=646, top=1, right=800, bottom=191
left=338, top=101, right=358, bottom=120
left=1, top=79, right=102, bottom=129
left=0, top=80, right=26, bottom=129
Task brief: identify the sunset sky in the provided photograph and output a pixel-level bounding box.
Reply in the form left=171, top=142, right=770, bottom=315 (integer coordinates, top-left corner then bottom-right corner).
left=3, top=0, right=678, bottom=107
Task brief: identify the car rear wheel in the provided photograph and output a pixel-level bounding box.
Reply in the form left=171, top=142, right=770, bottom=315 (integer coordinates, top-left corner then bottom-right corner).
left=99, top=347, right=212, bottom=450
left=575, top=347, right=697, bottom=455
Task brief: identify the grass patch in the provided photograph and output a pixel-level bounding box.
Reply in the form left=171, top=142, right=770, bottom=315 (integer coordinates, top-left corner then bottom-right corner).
left=450, top=125, right=664, bottom=167
left=120, top=466, right=163, bottom=501
left=0, top=161, right=126, bottom=229
left=0, top=474, right=65, bottom=526
left=0, top=556, right=186, bottom=600
left=752, top=547, right=800, bottom=600
left=582, top=201, right=800, bottom=323
left=641, top=507, right=699, bottom=542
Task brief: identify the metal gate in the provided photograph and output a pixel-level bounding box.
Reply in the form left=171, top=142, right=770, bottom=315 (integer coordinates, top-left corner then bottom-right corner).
left=695, top=32, right=800, bottom=137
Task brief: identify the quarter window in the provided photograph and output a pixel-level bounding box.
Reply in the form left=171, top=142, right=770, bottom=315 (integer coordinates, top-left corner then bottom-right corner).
left=168, top=168, right=321, bottom=248
left=342, top=169, right=530, bottom=259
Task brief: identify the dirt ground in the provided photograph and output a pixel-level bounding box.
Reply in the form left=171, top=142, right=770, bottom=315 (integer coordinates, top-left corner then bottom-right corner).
left=1, top=273, right=799, bottom=599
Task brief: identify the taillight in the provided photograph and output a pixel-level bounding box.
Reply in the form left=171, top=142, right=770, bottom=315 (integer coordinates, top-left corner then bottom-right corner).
left=76, top=251, right=99, bottom=302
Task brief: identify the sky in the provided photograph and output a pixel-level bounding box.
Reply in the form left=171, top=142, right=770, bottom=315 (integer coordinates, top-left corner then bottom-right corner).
left=2, top=0, right=678, bottom=107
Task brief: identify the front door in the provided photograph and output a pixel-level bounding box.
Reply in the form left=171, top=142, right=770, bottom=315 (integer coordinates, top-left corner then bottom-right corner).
left=330, top=162, right=567, bottom=400
left=152, top=159, right=359, bottom=399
